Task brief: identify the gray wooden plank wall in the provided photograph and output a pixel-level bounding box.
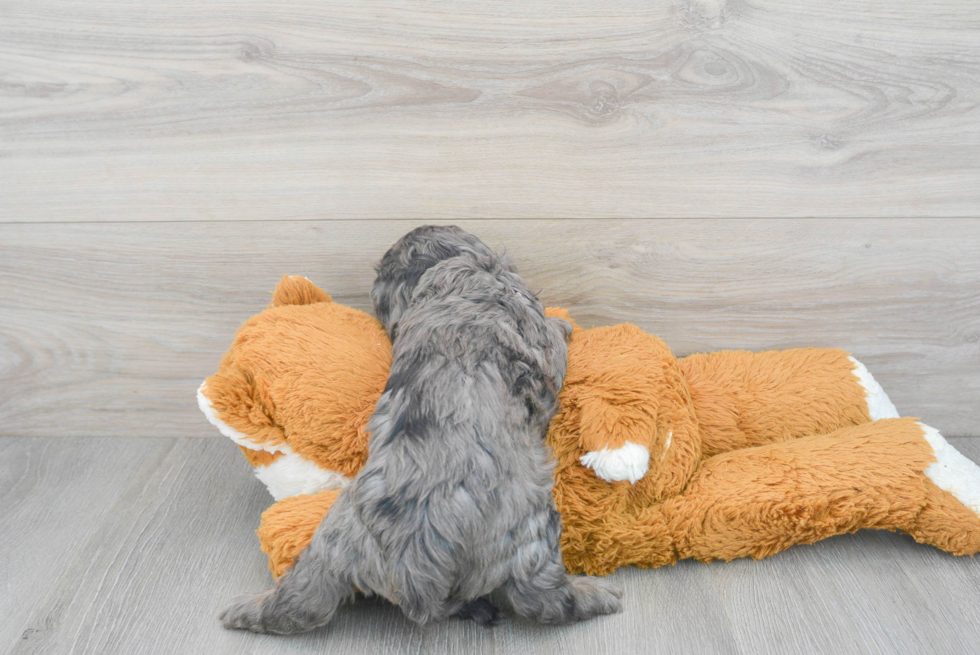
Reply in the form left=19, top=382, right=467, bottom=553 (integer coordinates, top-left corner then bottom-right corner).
left=2, top=219, right=979, bottom=438
left=1, top=0, right=979, bottom=220
left=2, top=0, right=979, bottom=438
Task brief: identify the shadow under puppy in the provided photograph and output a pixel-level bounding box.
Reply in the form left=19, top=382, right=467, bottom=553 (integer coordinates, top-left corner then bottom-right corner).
left=220, top=225, right=622, bottom=633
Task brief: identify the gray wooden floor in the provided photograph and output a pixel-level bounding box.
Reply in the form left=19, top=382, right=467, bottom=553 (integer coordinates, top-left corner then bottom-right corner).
left=4, top=436, right=980, bottom=655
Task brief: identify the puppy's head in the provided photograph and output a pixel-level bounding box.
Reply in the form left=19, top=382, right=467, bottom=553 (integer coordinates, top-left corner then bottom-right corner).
left=371, top=225, right=502, bottom=337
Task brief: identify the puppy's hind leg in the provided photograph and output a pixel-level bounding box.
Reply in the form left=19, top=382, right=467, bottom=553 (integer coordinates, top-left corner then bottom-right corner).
left=220, top=556, right=353, bottom=634
left=505, top=556, right=622, bottom=624
left=504, top=510, right=622, bottom=624
left=453, top=596, right=502, bottom=626
left=220, top=497, right=369, bottom=634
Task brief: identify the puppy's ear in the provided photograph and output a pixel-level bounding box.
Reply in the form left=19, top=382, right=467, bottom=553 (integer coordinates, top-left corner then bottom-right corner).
left=271, top=275, right=332, bottom=307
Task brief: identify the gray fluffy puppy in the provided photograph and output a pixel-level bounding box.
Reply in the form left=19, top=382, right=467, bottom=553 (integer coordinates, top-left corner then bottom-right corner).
left=220, top=226, right=621, bottom=633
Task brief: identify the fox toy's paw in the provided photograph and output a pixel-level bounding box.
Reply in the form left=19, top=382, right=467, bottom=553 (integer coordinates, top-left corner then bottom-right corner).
left=580, top=442, right=650, bottom=484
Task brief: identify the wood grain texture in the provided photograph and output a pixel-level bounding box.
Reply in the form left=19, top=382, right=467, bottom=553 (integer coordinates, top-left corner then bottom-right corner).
left=0, top=438, right=177, bottom=650
left=4, top=436, right=980, bottom=654
left=1, top=218, right=978, bottom=438
left=1, top=0, right=979, bottom=221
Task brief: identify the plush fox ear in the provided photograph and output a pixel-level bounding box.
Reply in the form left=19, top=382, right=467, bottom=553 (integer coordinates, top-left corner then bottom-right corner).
left=271, top=275, right=332, bottom=307
left=545, top=306, right=582, bottom=332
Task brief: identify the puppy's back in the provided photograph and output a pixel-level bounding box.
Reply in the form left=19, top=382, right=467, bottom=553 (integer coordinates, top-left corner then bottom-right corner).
left=356, top=255, right=565, bottom=615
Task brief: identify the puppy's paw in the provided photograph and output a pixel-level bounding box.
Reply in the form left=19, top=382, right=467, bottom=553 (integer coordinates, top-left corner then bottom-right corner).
left=580, top=442, right=649, bottom=484
left=455, top=596, right=502, bottom=627
left=570, top=576, right=623, bottom=620
left=219, top=589, right=275, bottom=632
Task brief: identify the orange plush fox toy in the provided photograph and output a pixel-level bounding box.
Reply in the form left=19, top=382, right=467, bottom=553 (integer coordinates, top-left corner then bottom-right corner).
left=199, top=276, right=980, bottom=579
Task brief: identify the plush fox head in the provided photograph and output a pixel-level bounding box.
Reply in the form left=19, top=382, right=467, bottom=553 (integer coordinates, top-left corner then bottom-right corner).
left=197, top=275, right=391, bottom=501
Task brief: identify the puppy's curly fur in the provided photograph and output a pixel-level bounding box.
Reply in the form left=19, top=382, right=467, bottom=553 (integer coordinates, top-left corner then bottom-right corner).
left=220, top=226, right=621, bottom=633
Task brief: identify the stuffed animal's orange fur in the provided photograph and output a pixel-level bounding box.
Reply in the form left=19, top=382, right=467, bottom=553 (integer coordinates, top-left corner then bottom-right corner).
left=199, top=276, right=980, bottom=579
